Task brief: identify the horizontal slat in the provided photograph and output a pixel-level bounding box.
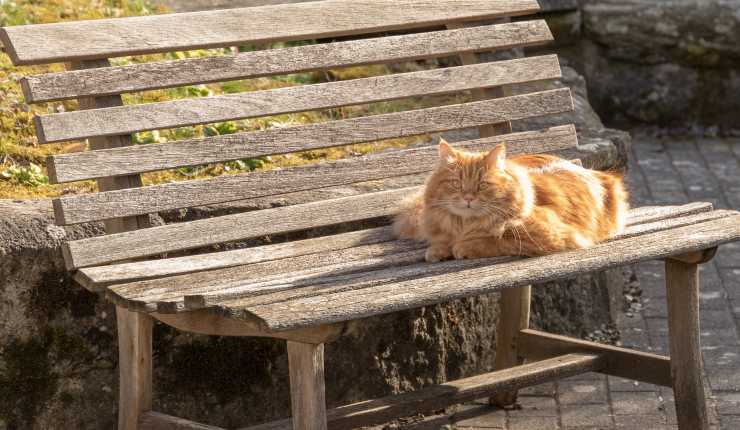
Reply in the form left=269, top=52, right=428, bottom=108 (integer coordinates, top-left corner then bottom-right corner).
left=241, top=354, right=604, bottom=430
left=74, top=202, right=716, bottom=287
left=76, top=226, right=395, bottom=289
left=229, top=214, right=740, bottom=330
left=103, top=208, right=736, bottom=315
left=53, top=125, right=576, bottom=224
left=63, top=186, right=413, bottom=269
left=22, top=21, right=553, bottom=103
left=0, top=0, right=540, bottom=66
left=36, top=55, right=562, bottom=144
left=106, top=243, right=429, bottom=312
left=519, top=329, right=672, bottom=387
left=139, top=412, right=223, bottom=430
left=48, top=88, right=573, bottom=184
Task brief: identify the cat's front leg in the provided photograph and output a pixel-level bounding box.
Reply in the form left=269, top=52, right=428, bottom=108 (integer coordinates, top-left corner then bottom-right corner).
left=425, top=243, right=453, bottom=262
left=452, top=238, right=503, bottom=260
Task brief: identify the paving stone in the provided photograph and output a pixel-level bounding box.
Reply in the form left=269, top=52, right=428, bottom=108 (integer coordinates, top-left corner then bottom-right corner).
left=508, top=396, right=559, bottom=417
left=611, top=391, right=662, bottom=415
left=714, top=391, right=740, bottom=415
left=560, top=404, right=613, bottom=428
left=507, top=416, right=558, bottom=430
left=558, top=379, right=608, bottom=404
left=608, top=376, right=661, bottom=393
left=451, top=404, right=506, bottom=429
left=613, top=414, right=667, bottom=428
left=720, top=416, right=740, bottom=430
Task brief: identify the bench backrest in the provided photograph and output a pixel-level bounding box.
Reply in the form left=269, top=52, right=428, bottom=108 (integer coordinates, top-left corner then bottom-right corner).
left=0, top=0, right=576, bottom=272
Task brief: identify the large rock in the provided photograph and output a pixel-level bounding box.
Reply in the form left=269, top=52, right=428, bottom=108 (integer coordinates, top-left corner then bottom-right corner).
left=562, top=0, right=740, bottom=131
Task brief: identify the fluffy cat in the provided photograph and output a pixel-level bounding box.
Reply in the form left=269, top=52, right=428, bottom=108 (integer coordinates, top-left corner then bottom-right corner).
left=394, top=139, right=629, bottom=262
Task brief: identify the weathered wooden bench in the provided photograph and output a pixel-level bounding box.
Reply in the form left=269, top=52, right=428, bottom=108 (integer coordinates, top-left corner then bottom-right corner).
left=2, top=1, right=739, bottom=429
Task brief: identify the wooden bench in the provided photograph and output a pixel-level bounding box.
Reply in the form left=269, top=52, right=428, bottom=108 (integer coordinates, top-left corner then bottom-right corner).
left=2, top=1, right=739, bottom=429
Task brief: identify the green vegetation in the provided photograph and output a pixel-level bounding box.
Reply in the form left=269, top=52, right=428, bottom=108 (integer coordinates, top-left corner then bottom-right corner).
left=0, top=0, right=466, bottom=199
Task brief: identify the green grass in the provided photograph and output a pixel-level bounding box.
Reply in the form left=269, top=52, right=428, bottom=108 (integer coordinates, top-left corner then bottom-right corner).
left=0, top=0, right=465, bottom=199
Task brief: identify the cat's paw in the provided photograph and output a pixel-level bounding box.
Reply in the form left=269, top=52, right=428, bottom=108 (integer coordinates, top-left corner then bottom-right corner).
left=452, top=243, right=480, bottom=260
left=425, top=246, right=452, bottom=262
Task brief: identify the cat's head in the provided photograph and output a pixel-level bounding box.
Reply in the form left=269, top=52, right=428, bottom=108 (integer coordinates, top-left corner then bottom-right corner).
left=424, top=139, right=526, bottom=219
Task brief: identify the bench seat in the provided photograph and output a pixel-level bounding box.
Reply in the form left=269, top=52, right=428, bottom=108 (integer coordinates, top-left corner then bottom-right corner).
left=3, top=1, right=735, bottom=428
left=77, top=203, right=740, bottom=333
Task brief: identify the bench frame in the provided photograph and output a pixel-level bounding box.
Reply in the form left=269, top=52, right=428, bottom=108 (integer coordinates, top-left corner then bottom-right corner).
left=2, top=2, right=719, bottom=429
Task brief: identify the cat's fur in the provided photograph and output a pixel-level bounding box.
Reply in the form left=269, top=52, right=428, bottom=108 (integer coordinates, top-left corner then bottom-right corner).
left=394, top=140, right=629, bottom=262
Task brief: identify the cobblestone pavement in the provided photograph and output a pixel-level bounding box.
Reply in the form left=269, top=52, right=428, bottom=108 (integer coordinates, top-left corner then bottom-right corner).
left=378, top=135, right=740, bottom=429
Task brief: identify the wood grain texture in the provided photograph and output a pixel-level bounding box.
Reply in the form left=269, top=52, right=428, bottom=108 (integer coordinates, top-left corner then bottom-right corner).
left=50, top=122, right=573, bottom=187
left=519, top=329, right=672, bottom=387
left=36, top=56, right=561, bottom=144
left=48, top=88, right=573, bottom=187
left=117, top=308, right=153, bottom=430
left=0, top=0, right=540, bottom=66
left=241, top=354, right=604, bottom=430
left=288, top=342, right=328, bottom=430
left=152, top=312, right=344, bottom=343
left=665, top=259, right=710, bottom=430
left=447, top=21, right=514, bottom=138
left=139, top=412, right=224, bottom=430
left=104, top=242, right=427, bottom=312
left=64, top=186, right=414, bottom=269
left=53, top=126, right=575, bottom=225
left=75, top=202, right=718, bottom=287
left=227, top=214, right=740, bottom=331
left=22, top=21, right=552, bottom=103
left=99, top=209, right=737, bottom=315
left=491, top=286, right=531, bottom=406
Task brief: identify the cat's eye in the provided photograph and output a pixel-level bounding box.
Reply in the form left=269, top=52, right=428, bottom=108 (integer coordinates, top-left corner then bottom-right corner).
left=478, top=182, right=490, bottom=191
left=446, top=179, right=461, bottom=189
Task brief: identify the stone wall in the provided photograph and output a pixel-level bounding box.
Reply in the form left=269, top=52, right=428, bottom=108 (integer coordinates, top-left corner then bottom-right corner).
left=532, top=0, right=740, bottom=134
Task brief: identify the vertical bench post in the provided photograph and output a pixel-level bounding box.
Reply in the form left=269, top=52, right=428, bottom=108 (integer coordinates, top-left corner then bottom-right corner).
left=446, top=21, right=533, bottom=407
left=665, top=258, right=710, bottom=430
left=287, top=341, right=328, bottom=430
left=70, top=59, right=154, bottom=430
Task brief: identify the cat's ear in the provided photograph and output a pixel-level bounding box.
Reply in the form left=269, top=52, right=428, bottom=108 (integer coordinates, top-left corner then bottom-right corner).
left=485, top=143, right=507, bottom=170
left=439, top=138, right=455, bottom=163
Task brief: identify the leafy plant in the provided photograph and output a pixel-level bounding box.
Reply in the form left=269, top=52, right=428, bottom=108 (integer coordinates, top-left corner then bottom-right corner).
left=0, top=163, right=48, bottom=186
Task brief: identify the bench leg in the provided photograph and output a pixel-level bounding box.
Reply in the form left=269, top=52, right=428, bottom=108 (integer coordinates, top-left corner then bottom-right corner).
left=665, top=259, right=709, bottom=430
left=117, top=306, right=153, bottom=430
left=490, top=286, right=532, bottom=407
left=288, top=341, right=328, bottom=430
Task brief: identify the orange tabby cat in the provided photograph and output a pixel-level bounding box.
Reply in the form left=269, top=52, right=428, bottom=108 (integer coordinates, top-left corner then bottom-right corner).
left=394, top=139, right=629, bottom=262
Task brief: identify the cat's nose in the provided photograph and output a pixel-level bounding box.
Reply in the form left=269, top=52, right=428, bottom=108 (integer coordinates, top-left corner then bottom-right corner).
left=463, top=195, right=475, bottom=207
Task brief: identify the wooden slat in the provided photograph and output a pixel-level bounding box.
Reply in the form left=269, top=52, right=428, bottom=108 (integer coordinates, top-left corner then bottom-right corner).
left=223, top=214, right=740, bottom=331
left=518, top=329, right=672, bottom=387
left=106, top=243, right=428, bottom=312
left=51, top=123, right=574, bottom=185
left=140, top=411, right=224, bottom=430
left=241, top=354, right=604, bottom=430
left=74, top=202, right=717, bottom=287
left=63, top=186, right=412, bottom=269
left=48, top=87, right=573, bottom=184
left=102, top=209, right=736, bottom=315
left=0, top=0, right=540, bottom=66
left=36, top=55, right=561, bottom=144
left=22, top=21, right=552, bottom=103
left=53, top=125, right=576, bottom=224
